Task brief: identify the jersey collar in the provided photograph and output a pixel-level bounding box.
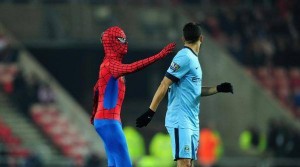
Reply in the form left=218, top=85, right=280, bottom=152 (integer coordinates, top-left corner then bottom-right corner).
left=183, top=46, right=198, bottom=57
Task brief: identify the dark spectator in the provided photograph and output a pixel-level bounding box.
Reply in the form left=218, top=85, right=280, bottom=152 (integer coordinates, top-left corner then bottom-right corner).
left=25, top=74, right=39, bottom=104
left=1, top=64, right=18, bottom=95
left=0, top=32, right=9, bottom=63
left=37, top=82, right=56, bottom=104
left=289, top=68, right=300, bottom=90
left=12, top=71, right=29, bottom=113
left=84, top=153, right=103, bottom=167
left=0, top=143, right=8, bottom=167
left=293, top=88, right=300, bottom=108
left=0, top=32, right=18, bottom=64
left=267, top=119, right=292, bottom=157
left=24, top=154, right=43, bottom=167
left=239, top=126, right=266, bottom=155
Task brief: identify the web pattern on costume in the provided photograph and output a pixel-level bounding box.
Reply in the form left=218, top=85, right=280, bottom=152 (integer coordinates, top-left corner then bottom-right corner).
left=90, top=26, right=175, bottom=123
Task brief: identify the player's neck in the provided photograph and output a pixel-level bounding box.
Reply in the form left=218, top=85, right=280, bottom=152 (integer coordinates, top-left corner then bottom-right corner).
left=184, top=43, right=200, bottom=56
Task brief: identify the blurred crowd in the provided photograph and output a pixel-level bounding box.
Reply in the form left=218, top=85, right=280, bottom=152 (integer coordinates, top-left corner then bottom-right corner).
left=248, top=67, right=300, bottom=118
left=187, top=0, right=300, bottom=119
left=198, top=0, right=300, bottom=67
left=0, top=31, right=101, bottom=167
left=267, top=119, right=300, bottom=158
left=240, top=119, right=300, bottom=159
left=0, top=30, right=56, bottom=113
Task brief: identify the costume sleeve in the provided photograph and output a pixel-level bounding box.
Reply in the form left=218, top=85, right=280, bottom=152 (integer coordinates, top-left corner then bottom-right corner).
left=165, top=53, right=190, bottom=83
left=109, top=42, right=175, bottom=78
left=109, top=54, right=166, bottom=78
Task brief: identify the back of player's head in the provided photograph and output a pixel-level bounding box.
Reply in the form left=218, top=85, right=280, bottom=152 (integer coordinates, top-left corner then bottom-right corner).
left=183, top=22, right=202, bottom=43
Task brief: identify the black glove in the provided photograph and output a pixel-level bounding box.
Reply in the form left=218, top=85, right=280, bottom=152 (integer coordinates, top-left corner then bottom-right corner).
left=136, top=108, right=155, bottom=128
left=217, top=82, right=233, bottom=94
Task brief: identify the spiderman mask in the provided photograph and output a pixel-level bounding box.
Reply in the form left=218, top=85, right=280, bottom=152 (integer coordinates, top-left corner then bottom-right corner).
left=101, top=26, right=128, bottom=58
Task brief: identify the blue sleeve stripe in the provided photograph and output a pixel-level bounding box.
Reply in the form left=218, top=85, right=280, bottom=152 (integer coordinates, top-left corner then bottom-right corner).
left=165, top=72, right=179, bottom=83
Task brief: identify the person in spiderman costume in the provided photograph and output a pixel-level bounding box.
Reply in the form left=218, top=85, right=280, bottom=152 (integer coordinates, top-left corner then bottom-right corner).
left=91, top=26, right=176, bottom=167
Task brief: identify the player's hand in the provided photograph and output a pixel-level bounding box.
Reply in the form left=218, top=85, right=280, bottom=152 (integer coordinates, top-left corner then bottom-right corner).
left=217, top=82, right=233, bottom=94
left=136, top=108, right=156, bottom=128
left=158, top=43, right=176, bottom=57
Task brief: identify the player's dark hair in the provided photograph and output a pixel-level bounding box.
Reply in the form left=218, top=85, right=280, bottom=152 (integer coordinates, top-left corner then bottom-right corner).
left=183, top=22, right=202, bottom=43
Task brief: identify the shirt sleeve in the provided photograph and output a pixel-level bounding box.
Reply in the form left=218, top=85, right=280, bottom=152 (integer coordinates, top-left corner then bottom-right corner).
left=165, top=53, right=190, bottom=83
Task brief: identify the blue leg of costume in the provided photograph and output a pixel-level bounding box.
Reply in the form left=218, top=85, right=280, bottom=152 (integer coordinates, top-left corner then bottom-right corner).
left=94, top=119, right=132, bottom=167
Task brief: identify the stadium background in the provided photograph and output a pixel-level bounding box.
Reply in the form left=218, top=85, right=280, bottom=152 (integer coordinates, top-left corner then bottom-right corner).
left=0, top=0, right=300, bottom=166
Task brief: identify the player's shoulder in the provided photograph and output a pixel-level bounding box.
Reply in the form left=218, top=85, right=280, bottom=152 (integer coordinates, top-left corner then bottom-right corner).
left=173, top=48, right=192, bottom=63
left=177, top=47, right=189, bottom=55
left=176, top=48, right=194, bottom=57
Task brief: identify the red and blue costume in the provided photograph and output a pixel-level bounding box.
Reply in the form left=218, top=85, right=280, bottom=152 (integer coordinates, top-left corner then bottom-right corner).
left=91, top=26, right=175, bottom=167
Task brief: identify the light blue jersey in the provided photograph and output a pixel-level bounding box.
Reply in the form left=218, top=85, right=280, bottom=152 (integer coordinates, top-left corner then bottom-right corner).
left=165, top=47, right=202, bottom=130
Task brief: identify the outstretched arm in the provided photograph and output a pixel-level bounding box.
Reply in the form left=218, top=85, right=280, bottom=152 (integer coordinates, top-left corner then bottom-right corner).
left=149, top=77, right=173, bottom=111
left=201, top=82, right=233, bottom=97
left=136, top=52, right=190, bottom=128
left=136, top=77, right=173, bottom=128
left=110, top=43, right=176, bottom=78
left=201, top=86, right=218, bottom=96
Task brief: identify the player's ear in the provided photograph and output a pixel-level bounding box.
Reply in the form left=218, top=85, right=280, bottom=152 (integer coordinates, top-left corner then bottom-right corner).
left=181, top=36, right=185, bottom=43
left=100, top=32, right=104, bottom=43
left=200, top=35, right=204, bottom=43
